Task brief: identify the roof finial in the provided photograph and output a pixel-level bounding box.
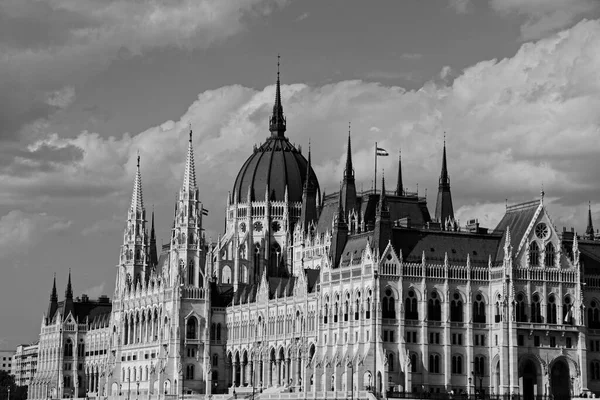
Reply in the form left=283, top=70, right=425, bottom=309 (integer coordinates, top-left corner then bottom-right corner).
left=189, top=123, right=193, bottom=143
left=269, top=54, right=286, bottom=137
left=137, top=149, right=140, bottom=168
left=541, top=182, right=545, bottom=204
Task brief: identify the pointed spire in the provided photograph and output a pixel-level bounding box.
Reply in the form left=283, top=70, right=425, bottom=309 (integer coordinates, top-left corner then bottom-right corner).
left=65, top=269, right=73, bottom=300
left=440, top=134, right=449, bottom=186
left=378, top=172, right=389, bottom=217
left=269, top=54, right=286, bottom=138
left=344, top=123, right=354, bottom=180
left=182, top=124, right=197, bottom=191
left=131, top=150, right=144, bottom=211
left=435, top=134, right=454, bottom=224
left=396, top=149, right=403, bottom=196
left=47, top=273, right=59, bottom=323
left=586, top=201, right=594, bottom=240
left=51, top=273, right=58, bottom=302
left=150, top=207, right=158, bottom=267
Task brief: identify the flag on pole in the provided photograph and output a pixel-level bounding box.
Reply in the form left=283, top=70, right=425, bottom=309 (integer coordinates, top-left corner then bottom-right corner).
left=564, top=307, right=572, bottom=324
left=376, top=147, right=389, bottom=156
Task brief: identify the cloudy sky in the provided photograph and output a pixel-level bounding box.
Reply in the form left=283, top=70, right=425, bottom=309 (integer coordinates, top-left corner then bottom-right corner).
left=2, top=0, right=600, bottom=348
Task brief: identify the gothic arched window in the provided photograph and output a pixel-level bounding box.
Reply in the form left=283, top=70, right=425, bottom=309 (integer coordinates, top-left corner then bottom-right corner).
left=588, top=300, right=600, bottom=329
left=547, top=294, right=557, bottom=324
left=451, top=355, right=463, bottom=374
left=531, top=293, right=542, bottom=323
left=529, top=242, right=540, bottom=266
left=405, top=290, right=418, bottom=320
left=186, top=317, right=197, bottom=339
left=473, top=293, right=486, bottom=323
left=450, top=292, right=463, bottom=322
left=516, top=293, right=527, bottom=322
left=382, top=288, right=396, bottom=319
left=545, top=243, right=555, bottom=267
left=428, top=292, right=441, bottom=321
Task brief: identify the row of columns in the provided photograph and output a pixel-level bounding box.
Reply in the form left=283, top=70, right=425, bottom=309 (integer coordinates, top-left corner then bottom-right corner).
left=87, top=371, right=100, bottom=393
left=230, top=357, right=305, bottom=388
left=123, top=312, right=160, bottom=345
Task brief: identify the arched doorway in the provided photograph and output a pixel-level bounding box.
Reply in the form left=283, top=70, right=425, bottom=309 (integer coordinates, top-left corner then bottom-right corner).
left=551, top=360, right=570, bottom=400
left=522, top=360, right=537, bottom=400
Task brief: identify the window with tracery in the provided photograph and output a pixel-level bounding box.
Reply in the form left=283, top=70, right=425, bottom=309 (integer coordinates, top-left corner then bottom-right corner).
left=405, top=290, right=418, bottom=320
left=450, top=292, right=463, bottom=322
left=428, top=292, right=441, bottom=321
left=545, top=243, right=555, bottom=267
left=382, top=288, right=396, bottom=319
left=529, top=242, right=540, bottom=266
left=473, top=293, right=486, bottom=323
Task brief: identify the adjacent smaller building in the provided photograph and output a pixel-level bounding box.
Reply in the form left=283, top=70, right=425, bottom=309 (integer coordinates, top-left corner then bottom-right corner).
left=12, top=342, right=39, bottom=387
left=0, top=350, right=15, bottom=374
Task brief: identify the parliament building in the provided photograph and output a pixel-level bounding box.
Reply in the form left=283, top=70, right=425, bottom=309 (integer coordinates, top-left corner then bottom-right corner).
left=27, top=70, right=600, bottom=400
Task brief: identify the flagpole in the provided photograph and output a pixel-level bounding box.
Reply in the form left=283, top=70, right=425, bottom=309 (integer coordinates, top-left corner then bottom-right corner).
left=374, top=141, right=377, bottom=194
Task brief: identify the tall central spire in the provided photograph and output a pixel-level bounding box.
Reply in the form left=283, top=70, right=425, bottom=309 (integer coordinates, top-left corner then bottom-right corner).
left=183, top=126, right=197, bottom=191
left=269, top=54, right=286, bottom=138
left=131, top=152, right=144, bottom=211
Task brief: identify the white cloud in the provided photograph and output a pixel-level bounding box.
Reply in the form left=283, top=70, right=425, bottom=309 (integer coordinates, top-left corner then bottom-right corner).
left=44, top=86, right=76, bottom=109
left=6, top=19, right=600, bottom=237
left=83, top=282, right=106, bottom=299
left=295, top=12, right=309, bottom=22
left=449, top=0, right=472, bottom=14
left=0, top=210, right=72, bottom=259
left=489, top=0, right=600, bottom=40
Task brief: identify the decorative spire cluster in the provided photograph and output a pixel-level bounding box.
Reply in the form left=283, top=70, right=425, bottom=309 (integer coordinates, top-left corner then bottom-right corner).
left=269, top=55, right=286, bottom=137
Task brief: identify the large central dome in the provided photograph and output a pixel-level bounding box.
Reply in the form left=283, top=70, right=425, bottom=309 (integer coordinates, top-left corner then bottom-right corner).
left=232, top=71, right=319, bottom=204
left=232, top=137, right=319, bottom=203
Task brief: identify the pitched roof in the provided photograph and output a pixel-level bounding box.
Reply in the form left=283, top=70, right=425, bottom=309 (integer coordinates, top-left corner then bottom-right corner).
left=392, top=228, right=502, bottom=266
left=493, top=200, right=539, bottom=261
left=339, top=233, right=372, bottom=267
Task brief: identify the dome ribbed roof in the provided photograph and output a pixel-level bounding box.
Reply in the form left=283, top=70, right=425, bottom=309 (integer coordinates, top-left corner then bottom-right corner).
left=232, top=137, right=319, bottom=203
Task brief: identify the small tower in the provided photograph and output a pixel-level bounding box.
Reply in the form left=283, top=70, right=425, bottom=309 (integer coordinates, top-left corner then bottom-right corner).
left=299, top=142, right=318, bottom=231
left=170, top=126, right=205, bottom=287
left=435, top=137, right=454, bottom=226
left=373, top=175, right=392, bottom=258
left=396, top=150, right=404, bottom=196
left=63, top=270, right=74, bottom=319
left=329, top=187, right=349, bottom=269
left=117, top=153, right=149, bottom=295
left=46, top=274, right=58, bottom=324
left=586, top=202, right=595, bottom=240
left=340, top=125, right=357, bottom=219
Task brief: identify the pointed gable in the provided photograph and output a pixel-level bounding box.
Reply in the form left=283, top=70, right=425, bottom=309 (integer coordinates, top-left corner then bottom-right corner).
left=493, top=200, right=540, bottom=262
